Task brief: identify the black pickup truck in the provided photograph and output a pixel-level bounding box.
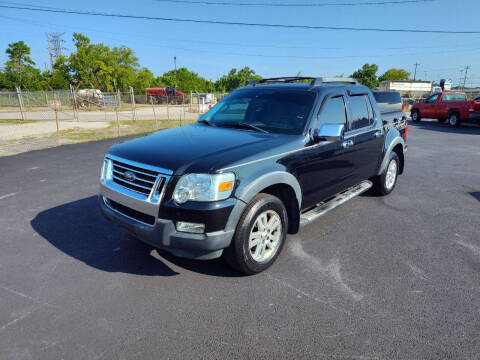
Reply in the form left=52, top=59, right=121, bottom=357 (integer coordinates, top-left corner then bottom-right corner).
left=99, top=77, right=408, bottom=274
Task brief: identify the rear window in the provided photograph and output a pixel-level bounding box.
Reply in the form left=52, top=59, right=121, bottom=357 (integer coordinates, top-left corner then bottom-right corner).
left=203, top=88, right=315, bottom=134
left=373, top=92, right=402, bottom=104
left=441, top=93, right=467, bottom=102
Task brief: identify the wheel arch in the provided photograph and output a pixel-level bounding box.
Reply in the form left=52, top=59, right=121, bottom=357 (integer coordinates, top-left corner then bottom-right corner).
left=234, top=171, right=302, bottom=235
left=377, top=131, right=405, bottom=176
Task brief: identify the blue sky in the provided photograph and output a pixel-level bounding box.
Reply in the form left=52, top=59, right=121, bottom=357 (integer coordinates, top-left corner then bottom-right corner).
left=0, top=0, right=479, bottom=85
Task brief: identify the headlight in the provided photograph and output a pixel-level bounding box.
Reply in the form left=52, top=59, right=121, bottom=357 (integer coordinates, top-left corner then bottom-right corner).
left=173, top=173, right=235, bottom=204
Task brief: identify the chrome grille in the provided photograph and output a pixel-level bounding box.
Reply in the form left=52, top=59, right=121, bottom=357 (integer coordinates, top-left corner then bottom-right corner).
left=111, top=159, right=164, bottom=197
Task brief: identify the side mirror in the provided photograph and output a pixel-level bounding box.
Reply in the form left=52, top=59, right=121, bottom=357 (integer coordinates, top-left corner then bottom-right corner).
left=198, top=114, right=206, bottom=121
left=313, top=123, right=345, bottom=142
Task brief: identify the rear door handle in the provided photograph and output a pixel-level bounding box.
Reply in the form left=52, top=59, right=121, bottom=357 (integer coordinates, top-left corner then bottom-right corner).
left=374, top=130, right=383, bottom=138
left=342, top=139, right=354, bottom=148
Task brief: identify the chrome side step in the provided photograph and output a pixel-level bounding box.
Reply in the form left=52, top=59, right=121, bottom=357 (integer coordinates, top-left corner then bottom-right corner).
left=300, top=180, right=373, bottom=226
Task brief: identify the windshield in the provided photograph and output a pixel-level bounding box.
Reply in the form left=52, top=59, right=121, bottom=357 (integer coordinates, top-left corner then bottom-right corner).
left=200, top=88, right=315, bottom=134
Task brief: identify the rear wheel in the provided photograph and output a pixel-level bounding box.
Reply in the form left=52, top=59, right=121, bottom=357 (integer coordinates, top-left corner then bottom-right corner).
left=373, top=152, right=400, bottom=196
left=223, top=193, right=287, bottom=275
left=448, top=112, right=461, bottom=127
left=411, top=109, right=421, bottom=122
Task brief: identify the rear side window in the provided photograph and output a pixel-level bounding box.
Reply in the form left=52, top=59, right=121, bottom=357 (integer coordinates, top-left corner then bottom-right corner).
left=348, top=95, right=371, bottom=130
left=317, top=96, right=347, bottom=127
left=441, top=93, right=467, bottom=102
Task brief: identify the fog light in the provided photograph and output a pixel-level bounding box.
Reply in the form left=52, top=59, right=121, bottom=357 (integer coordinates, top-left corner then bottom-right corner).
left=176, top=221, right=205, bottom=234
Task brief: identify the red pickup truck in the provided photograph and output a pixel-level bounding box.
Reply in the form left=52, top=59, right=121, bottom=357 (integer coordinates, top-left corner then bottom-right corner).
left=411, top=91, right=480, bottom=127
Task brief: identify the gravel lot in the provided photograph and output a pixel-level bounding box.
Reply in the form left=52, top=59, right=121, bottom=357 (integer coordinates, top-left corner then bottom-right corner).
left=0, top=120, right=479, bottom=359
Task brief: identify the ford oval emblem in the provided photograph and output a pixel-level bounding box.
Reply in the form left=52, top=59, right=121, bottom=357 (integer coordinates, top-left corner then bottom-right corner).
left=123, top=171, right=136, bottom=182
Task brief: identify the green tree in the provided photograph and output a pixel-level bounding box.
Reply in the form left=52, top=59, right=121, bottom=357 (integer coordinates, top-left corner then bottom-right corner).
left=214, top=67, right=261, bottom=92
left=379, top=68, right=410, bottom=82
left=133, top=68, right=155, bottom=93
left=351, top=63, right=379, bottom=88
left=3, top=41, right=44, bottom=89
left=155, top=67, right=215, bottom=93
left=67, top=33, right=140, bottom=91
left=0, top=70, right=8, bottom=90
left=5, top=41, right=34, bottom=69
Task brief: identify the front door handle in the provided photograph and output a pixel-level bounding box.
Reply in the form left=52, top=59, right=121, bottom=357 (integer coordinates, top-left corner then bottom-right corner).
left=342, top=139, right=354, bottom=148
left=374, top=130, right=383, bottom=138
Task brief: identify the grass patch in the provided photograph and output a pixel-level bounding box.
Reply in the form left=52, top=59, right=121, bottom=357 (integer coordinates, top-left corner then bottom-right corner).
left=58, top=119, right=194, bottom=142
left=0, top=119, right=37, bottom=124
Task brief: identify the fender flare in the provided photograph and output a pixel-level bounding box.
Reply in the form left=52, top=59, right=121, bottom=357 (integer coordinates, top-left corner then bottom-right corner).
left=377, top=130, right=405, bottom=176
left=235, top=171, right=302, bottom=209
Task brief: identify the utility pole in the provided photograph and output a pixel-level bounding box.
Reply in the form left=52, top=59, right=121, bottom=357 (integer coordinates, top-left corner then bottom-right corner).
left=173, top=56, right=177, bottom=88
left=46, top=32, right=66, bottom=72
left=413, top=62, right=420, bottom=81
left=463, top=66, right=470, bottom=89
left=459, top=69, right=464, bottom=88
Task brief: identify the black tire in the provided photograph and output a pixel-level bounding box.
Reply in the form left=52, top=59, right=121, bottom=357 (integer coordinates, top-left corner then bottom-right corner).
left=438, top=118, right=447, bottom=123
left=223, top=193, right=288, bottom=275
left=372, top=152, right=400, bottom=196
left=411, top=109, right=421, bottom=122
left=448, top=111, right=461, bottom=127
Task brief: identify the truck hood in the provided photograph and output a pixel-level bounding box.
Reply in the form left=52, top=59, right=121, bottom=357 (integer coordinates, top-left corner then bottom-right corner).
left=106, top=124, right=301, bottom=174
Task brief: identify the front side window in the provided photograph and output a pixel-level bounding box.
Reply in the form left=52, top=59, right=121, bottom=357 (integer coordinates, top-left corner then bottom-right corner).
left=317, top=96, right=347, bottom=127
left=348, top=95, right=370, bottom=130
left=202, top=89, right=315, bottom=135
left=426, top=94, right=439, bottom=103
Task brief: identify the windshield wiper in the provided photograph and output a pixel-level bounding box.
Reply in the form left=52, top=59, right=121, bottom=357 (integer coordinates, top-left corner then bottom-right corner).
left=220, top=122, right=269, bottom=133
left=198, top=119, right=216, bottom=127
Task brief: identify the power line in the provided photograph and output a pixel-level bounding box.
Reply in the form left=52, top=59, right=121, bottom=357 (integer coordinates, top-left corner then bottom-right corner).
left=4, top=13, right=480, bottom=53
left=1, top=3, right=479, bottom=34
left=153, top=0, right=436, bottom=6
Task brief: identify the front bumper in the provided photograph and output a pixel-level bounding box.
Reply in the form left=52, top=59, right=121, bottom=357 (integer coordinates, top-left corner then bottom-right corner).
left=99, top=155, right=246, bottom=259
left=99, top=183, right=246, bottom=260
left=100, top=195, right=240, bottom=259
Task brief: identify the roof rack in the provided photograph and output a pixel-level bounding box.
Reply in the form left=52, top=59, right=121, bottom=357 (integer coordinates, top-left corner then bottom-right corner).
left=245, top=76, right=358, bottom=87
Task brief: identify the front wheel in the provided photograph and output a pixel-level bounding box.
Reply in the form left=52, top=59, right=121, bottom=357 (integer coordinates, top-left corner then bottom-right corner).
left=373, top=152, right=400, bottom=196
left=223, top=193, right=287, bottom=275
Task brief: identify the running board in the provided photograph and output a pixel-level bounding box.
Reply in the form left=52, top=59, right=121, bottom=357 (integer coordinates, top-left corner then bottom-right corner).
left=300, top=180, right=373, bottom=226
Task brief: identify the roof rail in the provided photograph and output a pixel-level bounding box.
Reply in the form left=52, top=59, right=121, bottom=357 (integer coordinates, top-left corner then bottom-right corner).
left=245, top=76, right=358, bottom=87
left=245, top=77, right=314, bottom=86
left=310, top=77, right=358, bottom=86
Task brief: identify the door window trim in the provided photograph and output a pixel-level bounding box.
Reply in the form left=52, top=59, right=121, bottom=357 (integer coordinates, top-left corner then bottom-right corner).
left=345, top=94, right=375, bottom=134
left=314, top=93, right=348, bottom=130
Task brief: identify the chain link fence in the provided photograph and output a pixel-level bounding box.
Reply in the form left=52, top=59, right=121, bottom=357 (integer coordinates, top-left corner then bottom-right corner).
left=0, top=88, right=227, bottom=156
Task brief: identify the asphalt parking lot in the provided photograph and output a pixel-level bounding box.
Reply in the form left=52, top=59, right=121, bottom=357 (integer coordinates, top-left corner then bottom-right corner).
left=0, top=119, right=479, bottom=359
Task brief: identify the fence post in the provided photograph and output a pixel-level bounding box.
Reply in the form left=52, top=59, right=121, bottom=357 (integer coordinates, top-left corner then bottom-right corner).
left=166, top=94, right=170, bottom=123
left=16, top=87, right=26, bottom=121
left=70, top=85, right=79, bottom=122
left=129, top=86, right=136, bottom=121
left=183, top=95, right=186, bottom=124
left=150, top=96, right=158, bottom=128
left=53, top=90, right=59, bottom=137
left=115, top=91, right=120, bottom=136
